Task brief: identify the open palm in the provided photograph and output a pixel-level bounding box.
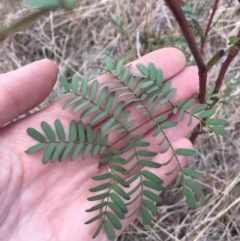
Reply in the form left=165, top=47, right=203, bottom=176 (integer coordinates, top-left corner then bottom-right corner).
left=0, top=48, right=201, bottom=241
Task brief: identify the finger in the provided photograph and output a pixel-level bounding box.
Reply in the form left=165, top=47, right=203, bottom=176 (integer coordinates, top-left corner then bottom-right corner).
left=42, top=48, right=186, bottom=124
left=0, top=59, right=58, bottom=126
left=118, top=138, right=193, bottom=235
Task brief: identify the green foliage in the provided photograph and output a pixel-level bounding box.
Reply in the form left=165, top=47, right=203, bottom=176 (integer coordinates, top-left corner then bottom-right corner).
left=26, top=57, right=227, bottom=240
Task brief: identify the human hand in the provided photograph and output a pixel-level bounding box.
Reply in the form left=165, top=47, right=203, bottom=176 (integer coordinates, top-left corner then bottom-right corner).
left=0, top=48, right=201, bottom=241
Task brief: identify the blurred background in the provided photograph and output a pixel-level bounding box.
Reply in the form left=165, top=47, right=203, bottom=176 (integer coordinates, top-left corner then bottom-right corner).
left=0, top=1, right=240, bottom=240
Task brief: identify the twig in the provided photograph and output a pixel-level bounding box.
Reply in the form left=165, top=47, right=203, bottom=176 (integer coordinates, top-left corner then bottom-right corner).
left=164, top=0, right=207, bottom=104
left=200, top=0, right=220, bottom=55
left=211, top=30, right=240, bottom=105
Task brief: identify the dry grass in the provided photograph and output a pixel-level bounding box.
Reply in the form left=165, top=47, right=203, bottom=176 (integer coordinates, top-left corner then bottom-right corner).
left=1, top=0, right=240, bottom=240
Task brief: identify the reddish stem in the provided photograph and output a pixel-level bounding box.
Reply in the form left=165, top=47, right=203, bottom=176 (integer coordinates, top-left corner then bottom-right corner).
left=200, top=0, right=220, bottom=55
left=213, top=30, right=240, bottom=97
left=164, top=0, right=207, bottom=103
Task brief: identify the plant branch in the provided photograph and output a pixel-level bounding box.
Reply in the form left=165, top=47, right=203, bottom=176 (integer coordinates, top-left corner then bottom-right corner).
left=200, top=0, right=220, bottom=55
left=211, top=30, right=240, bottom=105
left=164, top=0, right=207, bottom=104
left=0, top=8, right=50, bottom=42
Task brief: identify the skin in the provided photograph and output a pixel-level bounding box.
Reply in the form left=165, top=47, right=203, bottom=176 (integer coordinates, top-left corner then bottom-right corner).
left=0, top=48, right=201, bottom=241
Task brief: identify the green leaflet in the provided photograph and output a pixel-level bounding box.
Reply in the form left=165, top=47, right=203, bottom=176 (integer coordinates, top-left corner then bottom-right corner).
left=106, top=212, right=122, bottom=230
left=86, top=202, right=108, bottom=212
left=25, top=143, right=45, bottom=154
left=142, top=180, right=164, bottom=191
left=80, top=76, right=88, bottom=95
left=105, top=56, right=113, bottom=71
left=185, top=178, right=201, bottom=192
left=121, top=66, right=130, bottom=81
left=51, top=142, right=65, bottom=162
left=71, top=74, right=78, bottom=93
left=185, top=187, right=196, bottom=208
left=89, top=79, right=98, bottom=101
left=88, top=192, right=109, bottom=201
left=71, top=143, right=83, bottom=160
left=141, top=208, right=152, bottom=225
left=139, top=160, right=161, bottom=168
left=27, top=128, right=45, bottom=142
left=59, top=75, right=69, bottom=90
left=115, top=59, right=124, bottom=76
left=69, top=121, right=77, bottom=142
left=143, top=199, right=158, bottom=214
left=142, top=170, right=163, bottom=184
left=92, top=222, right=104, bottom=239
left=211, top=126, right=227, bottom=136
left=89, top=182, right=111, bottom=192
left=54, top=119, right=65, bottom=141
left=199, top=109, right=215, bottom=119
left=92, top=173, right=111, bottom=181
left=175, top=148, right=196, bottom=156
left=183, top=168, right=201, bottom=178
left=42, top=142, right=55, bottom=164
left=41, top=122, right=55, bottom=141
left=149, top=62, right=157, bottom=81
left=104, top=220, right=115, bottom=240
left=63, top=95, right=83, bottom=109
left=108, top=202, right=125, bottom=219
left=182, top=98, right=195, bottom=110
left=59, top=142, right=74, bottom=161
left=137, top=63, right=149, bottom=76
left=143, top=190, right=161, bottom=202
left=112, top=184, right=130, bottom=200
left=110, top=193, right=127, bottom=213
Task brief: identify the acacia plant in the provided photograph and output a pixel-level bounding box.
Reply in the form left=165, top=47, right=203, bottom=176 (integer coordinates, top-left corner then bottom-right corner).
left=1, top=0, right=239, bottom=240
left=25, top=58, right=226, bottom=240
